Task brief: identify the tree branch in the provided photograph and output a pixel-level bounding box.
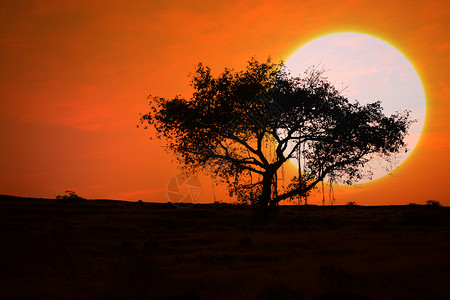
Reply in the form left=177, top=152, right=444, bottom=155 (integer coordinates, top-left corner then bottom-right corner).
left=272, top=151, right=368, bottom=204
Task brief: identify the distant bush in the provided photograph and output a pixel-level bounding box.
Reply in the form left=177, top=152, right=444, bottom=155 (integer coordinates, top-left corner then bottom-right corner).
left=346, top=201, right=358, bottom=206
left=408, top=202, right=417, bottom=206
left=426, top=200, right=441, bottom=207
left=56, top=190, right=85, bottom=201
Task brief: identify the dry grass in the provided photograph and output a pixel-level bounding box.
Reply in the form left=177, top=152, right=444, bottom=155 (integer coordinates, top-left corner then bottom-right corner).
left=0, top=195, right=449, bottom=299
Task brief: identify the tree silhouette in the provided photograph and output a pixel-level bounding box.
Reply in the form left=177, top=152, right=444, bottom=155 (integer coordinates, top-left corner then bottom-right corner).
left=140, top=57, right=412, bottom=210
left=56, top=190, right=85, bottom=201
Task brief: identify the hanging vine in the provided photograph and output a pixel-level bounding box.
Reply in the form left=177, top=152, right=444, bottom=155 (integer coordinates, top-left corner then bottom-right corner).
left=297, top=140, right=303, bottom=205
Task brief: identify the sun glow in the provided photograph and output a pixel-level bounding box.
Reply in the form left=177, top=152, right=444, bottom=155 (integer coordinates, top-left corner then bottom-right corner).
left=283, top=32, right=426, bottom=183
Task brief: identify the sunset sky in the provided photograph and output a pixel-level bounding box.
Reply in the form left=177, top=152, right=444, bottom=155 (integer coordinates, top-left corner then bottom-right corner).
left=1, top=0, right=449, bottom=205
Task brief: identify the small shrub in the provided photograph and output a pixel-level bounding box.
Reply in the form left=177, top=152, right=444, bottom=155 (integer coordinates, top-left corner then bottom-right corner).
left=346, top=201, right=358, bottom=206
left=408, top=202, right=417, bottom=206
left=56, top=190, right=85, bottom=201
left=426, top=200, right=441, bottom=207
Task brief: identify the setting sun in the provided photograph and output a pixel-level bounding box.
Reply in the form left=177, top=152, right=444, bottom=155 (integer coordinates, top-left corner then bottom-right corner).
left=283, top=32, right=426, bottom=183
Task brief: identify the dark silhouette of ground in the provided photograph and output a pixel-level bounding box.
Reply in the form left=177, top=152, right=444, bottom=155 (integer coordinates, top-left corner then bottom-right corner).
left=0, top=195, right=449, bottom=299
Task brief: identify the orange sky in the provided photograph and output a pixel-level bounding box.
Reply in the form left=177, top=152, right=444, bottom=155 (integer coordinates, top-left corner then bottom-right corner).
left=1, top=0, right=449, bottom=205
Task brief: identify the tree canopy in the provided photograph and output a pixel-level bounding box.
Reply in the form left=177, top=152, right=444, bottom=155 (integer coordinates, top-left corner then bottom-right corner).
left=140, top=57, right=412, bottom=208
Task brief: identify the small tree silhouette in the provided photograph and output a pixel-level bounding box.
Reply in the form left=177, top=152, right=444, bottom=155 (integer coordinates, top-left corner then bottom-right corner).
left=426, top=200, right=441, bottom=207
left=56, top=190, right=85, bottom=201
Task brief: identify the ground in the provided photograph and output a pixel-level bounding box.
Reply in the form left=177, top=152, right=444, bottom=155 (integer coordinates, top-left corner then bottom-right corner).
left=0, top=195, right=449, bottom=299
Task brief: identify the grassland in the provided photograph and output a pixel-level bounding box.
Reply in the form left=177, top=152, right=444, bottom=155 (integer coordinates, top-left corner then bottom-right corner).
left=0, top=195, right=449, bottom=299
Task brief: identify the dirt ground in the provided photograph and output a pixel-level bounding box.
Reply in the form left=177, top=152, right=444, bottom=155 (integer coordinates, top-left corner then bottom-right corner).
left=1, top=195, right=449, bottom=300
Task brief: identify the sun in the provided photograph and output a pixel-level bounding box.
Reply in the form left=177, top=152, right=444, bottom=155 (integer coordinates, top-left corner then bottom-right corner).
left=283, top=32, right=426, bottom=183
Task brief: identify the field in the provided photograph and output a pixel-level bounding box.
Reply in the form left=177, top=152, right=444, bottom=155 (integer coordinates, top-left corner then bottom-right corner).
left=1, top=195, right=449, bottom=299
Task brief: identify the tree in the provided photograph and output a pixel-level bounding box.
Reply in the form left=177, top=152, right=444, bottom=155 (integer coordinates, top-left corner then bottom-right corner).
left=140, top=57, right=412, bottom=210
left=426, top=200, right=441, bottom=207
left=56, top=190, right=85, bottom=201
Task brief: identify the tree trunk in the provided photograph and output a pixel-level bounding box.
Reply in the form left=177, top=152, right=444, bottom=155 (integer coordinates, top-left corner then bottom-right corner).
left=258, top=173, right=273, bottom=207
left=255, top=170, right=277, bottom=223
